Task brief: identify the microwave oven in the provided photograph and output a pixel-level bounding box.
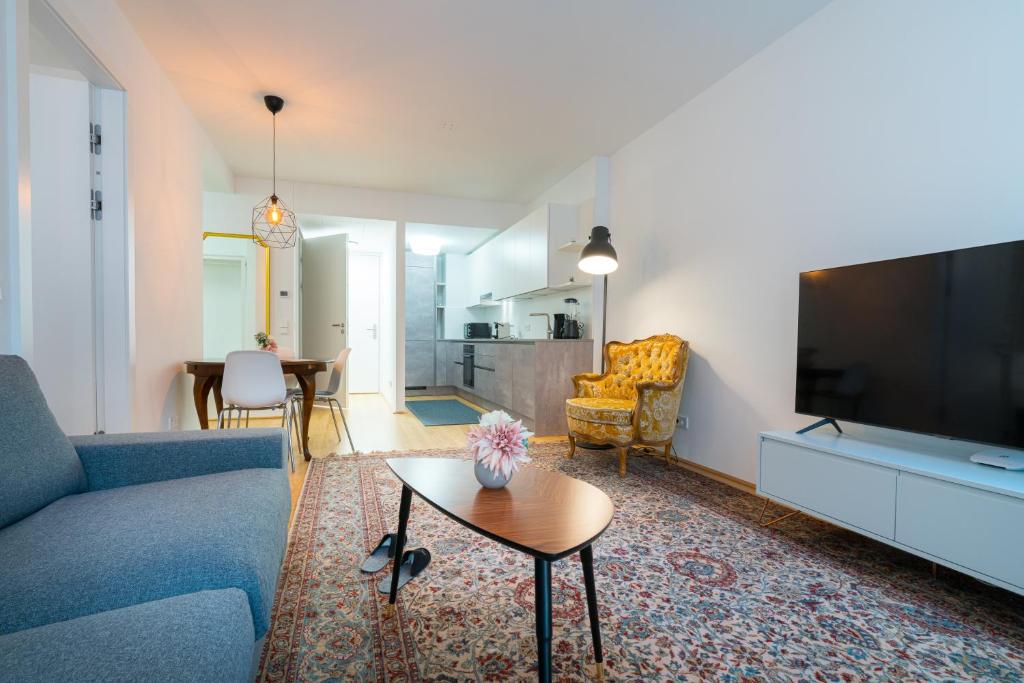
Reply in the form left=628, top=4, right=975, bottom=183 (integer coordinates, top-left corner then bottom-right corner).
left=464, top=322, right=493, bottom=339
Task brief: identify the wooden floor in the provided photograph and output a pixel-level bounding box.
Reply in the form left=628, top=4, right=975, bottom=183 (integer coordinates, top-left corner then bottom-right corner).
left=223, top=394, right=564, bottom=520
left=219, top=393, right=752, bottom=525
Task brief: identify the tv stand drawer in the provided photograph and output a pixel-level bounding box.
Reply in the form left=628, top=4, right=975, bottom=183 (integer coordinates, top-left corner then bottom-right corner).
left=760, top=438, right=897, bottom=538
left=896, top=472, right=1024, bottom=590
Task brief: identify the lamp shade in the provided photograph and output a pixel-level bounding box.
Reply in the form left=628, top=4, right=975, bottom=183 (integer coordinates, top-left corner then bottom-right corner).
left=577, top=225, right=618, bottom=275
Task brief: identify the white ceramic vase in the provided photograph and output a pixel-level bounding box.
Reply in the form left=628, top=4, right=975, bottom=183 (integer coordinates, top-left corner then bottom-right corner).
left=474, top=461, right=512, bottom=489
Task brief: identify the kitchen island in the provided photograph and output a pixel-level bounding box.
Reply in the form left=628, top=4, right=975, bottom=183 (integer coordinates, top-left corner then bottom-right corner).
left=438, top=339, right=594, bottom=435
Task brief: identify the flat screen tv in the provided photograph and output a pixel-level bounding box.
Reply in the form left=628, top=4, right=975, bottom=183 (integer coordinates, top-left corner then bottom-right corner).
left=796, top=240, right=1024, bottom=449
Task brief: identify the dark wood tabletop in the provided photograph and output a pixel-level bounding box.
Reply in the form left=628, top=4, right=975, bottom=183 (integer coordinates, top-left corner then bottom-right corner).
left=386, top=457, right=614, bottom=561
left=184, top=357, right=329, bottom=461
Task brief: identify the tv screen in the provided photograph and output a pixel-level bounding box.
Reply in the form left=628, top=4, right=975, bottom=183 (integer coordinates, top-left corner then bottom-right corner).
left=796, top=240, right=1024, bottom=449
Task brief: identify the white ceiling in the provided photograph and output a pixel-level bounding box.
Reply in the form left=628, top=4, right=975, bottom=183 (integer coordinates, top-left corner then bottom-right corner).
left=115, top=0, right=828, bottom=202
left=299, top=214, right=495, bottom=255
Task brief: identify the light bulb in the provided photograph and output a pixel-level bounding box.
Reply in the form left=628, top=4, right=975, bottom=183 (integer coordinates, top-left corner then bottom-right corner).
left=266, top=200, right=282, bottom=226
left=578, top=254, right=618, bottom=275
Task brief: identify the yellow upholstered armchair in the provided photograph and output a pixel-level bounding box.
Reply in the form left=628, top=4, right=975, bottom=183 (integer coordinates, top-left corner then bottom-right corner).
left=566, top=334, right=689, bottom=476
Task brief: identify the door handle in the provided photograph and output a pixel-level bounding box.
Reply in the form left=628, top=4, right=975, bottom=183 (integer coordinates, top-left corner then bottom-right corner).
left=367, top=323, right=378, bottom=340
left=331, top=323, right=345, bottom=333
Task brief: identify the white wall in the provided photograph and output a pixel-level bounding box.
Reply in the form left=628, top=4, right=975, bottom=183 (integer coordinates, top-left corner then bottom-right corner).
left=41, top=0, right=232, bottom=432
left=607, top=0, right=1024, bottom=482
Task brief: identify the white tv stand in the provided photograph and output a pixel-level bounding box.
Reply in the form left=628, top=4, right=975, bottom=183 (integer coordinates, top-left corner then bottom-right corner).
left=757, top=429, right=1024, bottom=596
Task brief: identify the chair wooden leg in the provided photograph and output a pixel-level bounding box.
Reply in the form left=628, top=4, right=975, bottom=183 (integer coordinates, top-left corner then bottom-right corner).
left=617, top=447, right=628, bottom=477
left=567, top=433, right=576, bottom=459
left=663, top=441, right=672, bottom=467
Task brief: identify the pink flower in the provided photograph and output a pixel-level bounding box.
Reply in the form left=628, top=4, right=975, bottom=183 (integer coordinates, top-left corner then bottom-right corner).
left=267, top=338, right=279, bottom=353
left=467, top=410, right=533, bottom=478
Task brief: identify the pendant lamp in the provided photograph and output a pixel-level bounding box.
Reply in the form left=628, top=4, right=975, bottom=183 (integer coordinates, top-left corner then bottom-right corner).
left=252, top=95, right=297, bottom=248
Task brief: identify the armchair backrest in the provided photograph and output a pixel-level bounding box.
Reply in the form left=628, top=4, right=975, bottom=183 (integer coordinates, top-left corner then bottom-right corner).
left=0, top=356, right=86, bottom=529
left=600, top=334, right=688, bottom=400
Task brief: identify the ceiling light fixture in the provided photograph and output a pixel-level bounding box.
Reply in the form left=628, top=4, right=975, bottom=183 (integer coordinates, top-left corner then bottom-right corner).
left=410, top=235, right=442, bottom=256
left=252, top=95, right=297, bottom=248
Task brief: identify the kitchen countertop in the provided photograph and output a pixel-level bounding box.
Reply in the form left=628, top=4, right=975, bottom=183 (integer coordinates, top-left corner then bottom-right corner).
left=441, top=338, right=593, bottom=344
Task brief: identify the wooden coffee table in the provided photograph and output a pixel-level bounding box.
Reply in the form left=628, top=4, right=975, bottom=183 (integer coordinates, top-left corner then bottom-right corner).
left=385, top=457, right=615, bottom=682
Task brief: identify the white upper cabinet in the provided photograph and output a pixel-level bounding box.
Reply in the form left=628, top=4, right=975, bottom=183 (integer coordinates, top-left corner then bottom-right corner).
left=454, top=203, right=591, bottom=305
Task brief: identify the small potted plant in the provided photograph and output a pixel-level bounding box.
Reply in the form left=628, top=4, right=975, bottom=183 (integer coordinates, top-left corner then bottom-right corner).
left=254, top=331, right=278, bottom=353
left=467, top=410, right=533, bottom=488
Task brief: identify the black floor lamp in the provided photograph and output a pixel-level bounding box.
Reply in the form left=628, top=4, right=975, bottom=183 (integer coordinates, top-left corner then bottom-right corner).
left=578, top=225, right=618, bottom=371
left=576, top=226, right=618, bottom=449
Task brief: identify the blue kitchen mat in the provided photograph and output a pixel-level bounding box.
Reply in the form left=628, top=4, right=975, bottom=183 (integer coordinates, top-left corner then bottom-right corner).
left=406, top=399, right=482, bottom=426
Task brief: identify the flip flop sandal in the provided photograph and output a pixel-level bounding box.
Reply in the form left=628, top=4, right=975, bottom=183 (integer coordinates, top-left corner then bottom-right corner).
left=360, top=533, right=403, bottom=573
left=377, top=548, right=431, bottom=594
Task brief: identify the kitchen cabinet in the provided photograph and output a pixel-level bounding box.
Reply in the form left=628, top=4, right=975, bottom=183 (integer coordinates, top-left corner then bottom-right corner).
left=448, top=342, right=466, bottom=388
left=473, top=363, right=496, bottom=403
left=493, top=344, right=514, bottom=409
left=450, top=340, right=589, bottom=433
left=435, top=342, right=447, bottom=386
left=510, top=344, right=535, bottom=419
left=405, top=258, right=436, bottom=389
left=405, top=340, right=435, bottom=388
left=453, top=203, right=590, bottom=306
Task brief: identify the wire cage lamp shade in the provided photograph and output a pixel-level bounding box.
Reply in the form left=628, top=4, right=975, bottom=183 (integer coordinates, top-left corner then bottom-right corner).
left=252, top=94, right=297, bottom=248
left=252, top=194, right=298, bottom=248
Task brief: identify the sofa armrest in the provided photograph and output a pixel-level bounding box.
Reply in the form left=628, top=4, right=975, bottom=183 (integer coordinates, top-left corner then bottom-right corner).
left=571, top=372, right=608, bottom=397
left=634, top=380, right=684, bottom=442
left=71, top=429, right=287, bottom=492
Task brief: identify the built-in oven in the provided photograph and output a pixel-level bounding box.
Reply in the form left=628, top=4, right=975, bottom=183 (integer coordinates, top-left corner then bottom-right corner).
left=463, top=344, right=475, bottom=388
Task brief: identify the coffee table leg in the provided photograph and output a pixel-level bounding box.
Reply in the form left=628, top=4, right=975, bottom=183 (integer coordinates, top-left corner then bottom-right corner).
left=535, top=558, right=552, bottom=683
left=580, top=545, right=605, bottom=679
left=387, top=485, right=413, bottom=606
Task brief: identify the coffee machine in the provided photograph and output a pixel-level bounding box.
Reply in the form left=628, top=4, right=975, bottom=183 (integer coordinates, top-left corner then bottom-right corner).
left=558, top=298, right=583, bottom=339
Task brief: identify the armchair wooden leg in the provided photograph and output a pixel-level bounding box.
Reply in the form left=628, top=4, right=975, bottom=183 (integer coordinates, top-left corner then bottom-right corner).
left=617, top=447, right=628, bottom=477
left=663, top=441, right=672, bottom=467
left=567, top=433, right=576, bottom=459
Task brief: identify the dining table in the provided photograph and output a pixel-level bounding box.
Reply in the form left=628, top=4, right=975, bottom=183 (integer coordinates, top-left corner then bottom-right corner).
left=184, top=358, right=329, bottom=461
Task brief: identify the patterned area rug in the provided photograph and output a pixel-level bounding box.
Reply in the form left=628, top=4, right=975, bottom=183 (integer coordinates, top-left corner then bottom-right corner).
left=257, top=444, right=1024, bottom=682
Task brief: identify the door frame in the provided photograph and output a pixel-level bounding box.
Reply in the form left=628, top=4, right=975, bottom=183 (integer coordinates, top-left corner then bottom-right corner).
left=3, top=0, right=132, bottom=432
left=201, top=231, right=271, bottom=331
left=201, top=254, right=247, bottom=354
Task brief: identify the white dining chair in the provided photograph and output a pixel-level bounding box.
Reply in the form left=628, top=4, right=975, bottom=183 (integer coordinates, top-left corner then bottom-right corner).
left=219, top=350, right=299, bottom=471
left=290, top=347, right=355, bottom=453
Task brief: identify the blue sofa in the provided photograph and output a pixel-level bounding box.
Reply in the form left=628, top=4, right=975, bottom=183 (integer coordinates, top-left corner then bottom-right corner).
left=0, top=356, right=291, bottom=681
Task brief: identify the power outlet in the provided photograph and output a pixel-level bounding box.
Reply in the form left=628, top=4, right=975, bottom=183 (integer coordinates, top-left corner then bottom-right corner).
left=167, top=415, right=180, bottom=431
left=677, top=415, right=689, bottom=430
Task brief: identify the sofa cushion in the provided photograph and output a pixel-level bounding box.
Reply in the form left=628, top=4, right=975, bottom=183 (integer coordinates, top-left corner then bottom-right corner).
left=0, top=589, right=254, bottom=683
left=0, top=467, right=289, bottom=639
left=565, top=397, right=635, bottom=426
left=0, top=356, right=86, bottom=529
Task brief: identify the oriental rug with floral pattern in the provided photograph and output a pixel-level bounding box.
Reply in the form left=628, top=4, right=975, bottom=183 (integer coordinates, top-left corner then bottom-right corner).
left=257, top=444, right=1024, bottom=682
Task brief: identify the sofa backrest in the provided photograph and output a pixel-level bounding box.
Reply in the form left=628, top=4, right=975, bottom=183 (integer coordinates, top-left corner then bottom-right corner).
left=0, top=356, right=87, bottom=529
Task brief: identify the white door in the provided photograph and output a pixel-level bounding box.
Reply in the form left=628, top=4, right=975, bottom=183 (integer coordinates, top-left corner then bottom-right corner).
left=202, top=257, right=246, bottom=358
left=348, top=252, right=381, bottom=393
left=302, top=234, right=348, bottom=394
left=29, top=70, right=95, bottom=435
